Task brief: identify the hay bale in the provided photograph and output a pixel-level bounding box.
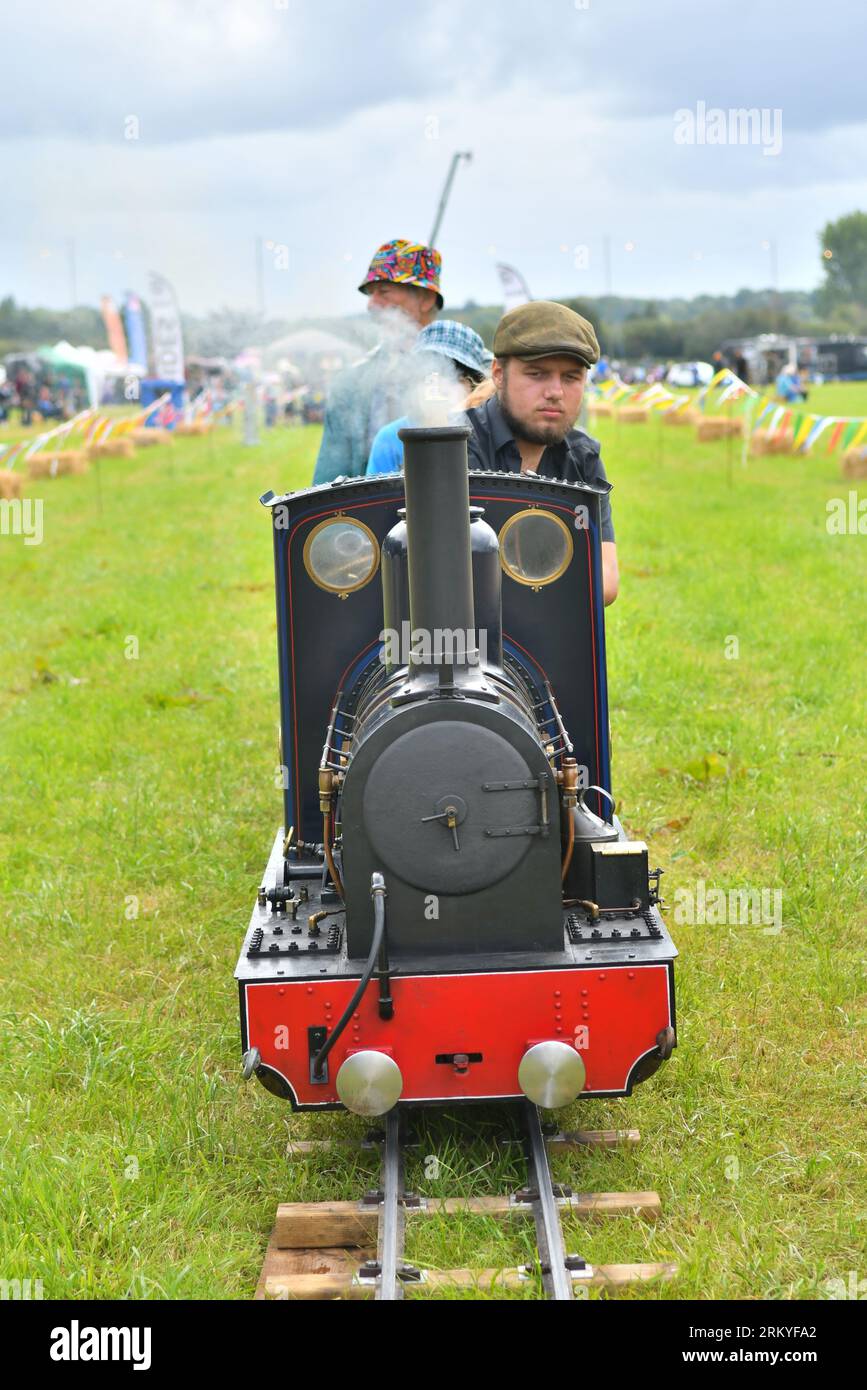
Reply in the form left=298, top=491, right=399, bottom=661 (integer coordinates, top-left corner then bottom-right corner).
left=54, top=449, right=90, bottom=474
left=842, top=447, right=867, bottom=479
left=749, top=430, right=774, bottom=455
left=663, top=407, right=697, bottom=427
left=0, top=471, right=23, bottom=499
left=89, top=438, right=135, bottom=459
left=696, top=416, right=744, bottom=442
left=129, top=427, right=172, bottom=446
left=751, top=428, right=792, bottom=456
left=618, top=406, right=649, bottom=423
left=588, top=402, right=614, bottom=418
left=27, top=449, right=90, bottom=478
left=174, top=421, right=210, bottom=437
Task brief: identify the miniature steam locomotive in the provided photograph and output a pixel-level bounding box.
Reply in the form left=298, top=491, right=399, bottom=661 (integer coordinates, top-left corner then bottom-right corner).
left=236, top=426, right=677, bottom=1115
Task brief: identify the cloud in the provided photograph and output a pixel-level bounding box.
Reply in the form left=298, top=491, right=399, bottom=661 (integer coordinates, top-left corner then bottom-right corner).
left=3, top=1, right=866, bottom=315
left=7, top=0, right=867, bottom=143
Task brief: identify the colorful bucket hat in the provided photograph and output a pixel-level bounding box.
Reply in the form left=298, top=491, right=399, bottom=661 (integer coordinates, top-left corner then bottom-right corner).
left=359, top=239, right=444, bottom=309
left=412, top=320, right=490, bottom=378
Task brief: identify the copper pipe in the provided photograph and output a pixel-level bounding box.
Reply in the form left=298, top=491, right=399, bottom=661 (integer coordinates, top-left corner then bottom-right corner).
left=308, top=908, right=344, bottom=930
left=561, top=805, right=575, bottom=883
left=560, top=756, right=579, bottom=884
left=322, top=809, right=345, bottom=900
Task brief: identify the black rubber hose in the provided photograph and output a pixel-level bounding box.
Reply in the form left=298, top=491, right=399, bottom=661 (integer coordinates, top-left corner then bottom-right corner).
left=312, top=873, right=388, bottom=1079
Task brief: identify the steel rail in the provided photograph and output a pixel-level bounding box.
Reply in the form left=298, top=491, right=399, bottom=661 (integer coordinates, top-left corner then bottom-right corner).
left=376, top=1108, right=406, bottom=1301
left=523, top=1102, right=573, bottom=1301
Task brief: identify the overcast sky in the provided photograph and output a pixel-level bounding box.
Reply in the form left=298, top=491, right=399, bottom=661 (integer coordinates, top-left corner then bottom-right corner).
left=4, top=0, right=866, bottom=318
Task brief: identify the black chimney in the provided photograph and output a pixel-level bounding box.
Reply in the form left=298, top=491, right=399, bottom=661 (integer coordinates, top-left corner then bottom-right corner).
left=398, top=425, right=475, bottom=686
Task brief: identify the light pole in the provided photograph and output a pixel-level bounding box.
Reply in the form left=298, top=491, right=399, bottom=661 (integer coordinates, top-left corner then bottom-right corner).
left=429, top=152, right=472, bottom=248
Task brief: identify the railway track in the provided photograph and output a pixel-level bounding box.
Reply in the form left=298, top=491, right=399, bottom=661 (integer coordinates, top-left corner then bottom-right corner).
left=256, top=1105, right=676, bottom=1300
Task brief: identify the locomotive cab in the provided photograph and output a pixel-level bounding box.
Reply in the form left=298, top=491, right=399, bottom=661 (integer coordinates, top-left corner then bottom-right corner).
left=236, top=425, right=677, bottom=1113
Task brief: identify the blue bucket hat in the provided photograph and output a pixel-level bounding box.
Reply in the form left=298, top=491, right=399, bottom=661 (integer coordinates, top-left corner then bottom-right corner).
left=413, top=320, right=490, bottom=378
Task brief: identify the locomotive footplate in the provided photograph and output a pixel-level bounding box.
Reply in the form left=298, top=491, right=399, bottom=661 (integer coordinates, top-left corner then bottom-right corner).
left=237, top=832, right=677, bottom=1111
left=566, top=908, right=664, bottom=947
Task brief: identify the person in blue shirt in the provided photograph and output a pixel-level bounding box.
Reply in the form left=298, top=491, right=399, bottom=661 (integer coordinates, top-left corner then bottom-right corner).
left=366, top=321, right=491, bottom=476
left=775, top=365, right=807, bottom=403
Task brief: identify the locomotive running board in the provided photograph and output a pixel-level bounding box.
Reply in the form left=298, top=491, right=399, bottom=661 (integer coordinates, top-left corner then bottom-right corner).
left=255, top=1116, right=676, bottom=1300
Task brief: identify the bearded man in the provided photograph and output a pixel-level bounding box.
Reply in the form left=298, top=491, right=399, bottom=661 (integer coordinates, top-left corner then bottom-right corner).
left=465, top=301, right=618, bottom=605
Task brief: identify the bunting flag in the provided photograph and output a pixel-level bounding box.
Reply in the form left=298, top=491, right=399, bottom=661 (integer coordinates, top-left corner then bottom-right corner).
left=24, top=433, right=49, bottom=458
left=716, top=381, right=747, bottom=407
left=592, top=376, right=697, bottom=416
left=802, top=416, right=833, bottom=451
left=0, top=442, right=26, bottom=471
left=630, top=383, right=668, bottom=407
left=696, top=366, right=759, bottom=411
left=211, top=397, right=242, bottom=421
left=850, top=420, right=867, bottom=451
left=84, top=416, right=112, bottom=446
left=185, top=388, right=212, bottom=422
left=842, top=421, right=861, bottom=450
left=107, top=392, right=172, bottom=436
left=584, top=364, right=865, bottom=459
left=767, top=406, right=785, bottom=435
left=608, top=384, right=633, bottom=404
left=56, top=407, right=97, bottom=444
left=6, top=409, right=98, bottom=461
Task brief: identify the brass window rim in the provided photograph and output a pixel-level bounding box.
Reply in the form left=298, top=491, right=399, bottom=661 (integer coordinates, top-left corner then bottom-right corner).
left=498, top=507, right=574, bottom=588
left=302, top=515, right=381, bottom=596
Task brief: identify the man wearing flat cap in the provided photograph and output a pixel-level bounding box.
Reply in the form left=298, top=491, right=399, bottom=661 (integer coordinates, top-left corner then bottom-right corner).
left=466, top=301, right=619, bottom=605
left=313, top=239, right=443, bottom=484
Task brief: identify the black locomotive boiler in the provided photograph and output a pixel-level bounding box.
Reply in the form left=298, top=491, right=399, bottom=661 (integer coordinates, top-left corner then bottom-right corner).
left=237, top=426, right=677, bottom=1115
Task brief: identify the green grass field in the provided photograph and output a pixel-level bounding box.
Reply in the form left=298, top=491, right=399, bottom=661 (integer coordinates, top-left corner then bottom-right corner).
left=0, top=406, right=864, bottom=1300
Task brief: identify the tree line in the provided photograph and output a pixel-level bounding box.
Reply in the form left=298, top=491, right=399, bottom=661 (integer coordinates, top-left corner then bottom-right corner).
left=4, top=212, right=866, bottom=365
